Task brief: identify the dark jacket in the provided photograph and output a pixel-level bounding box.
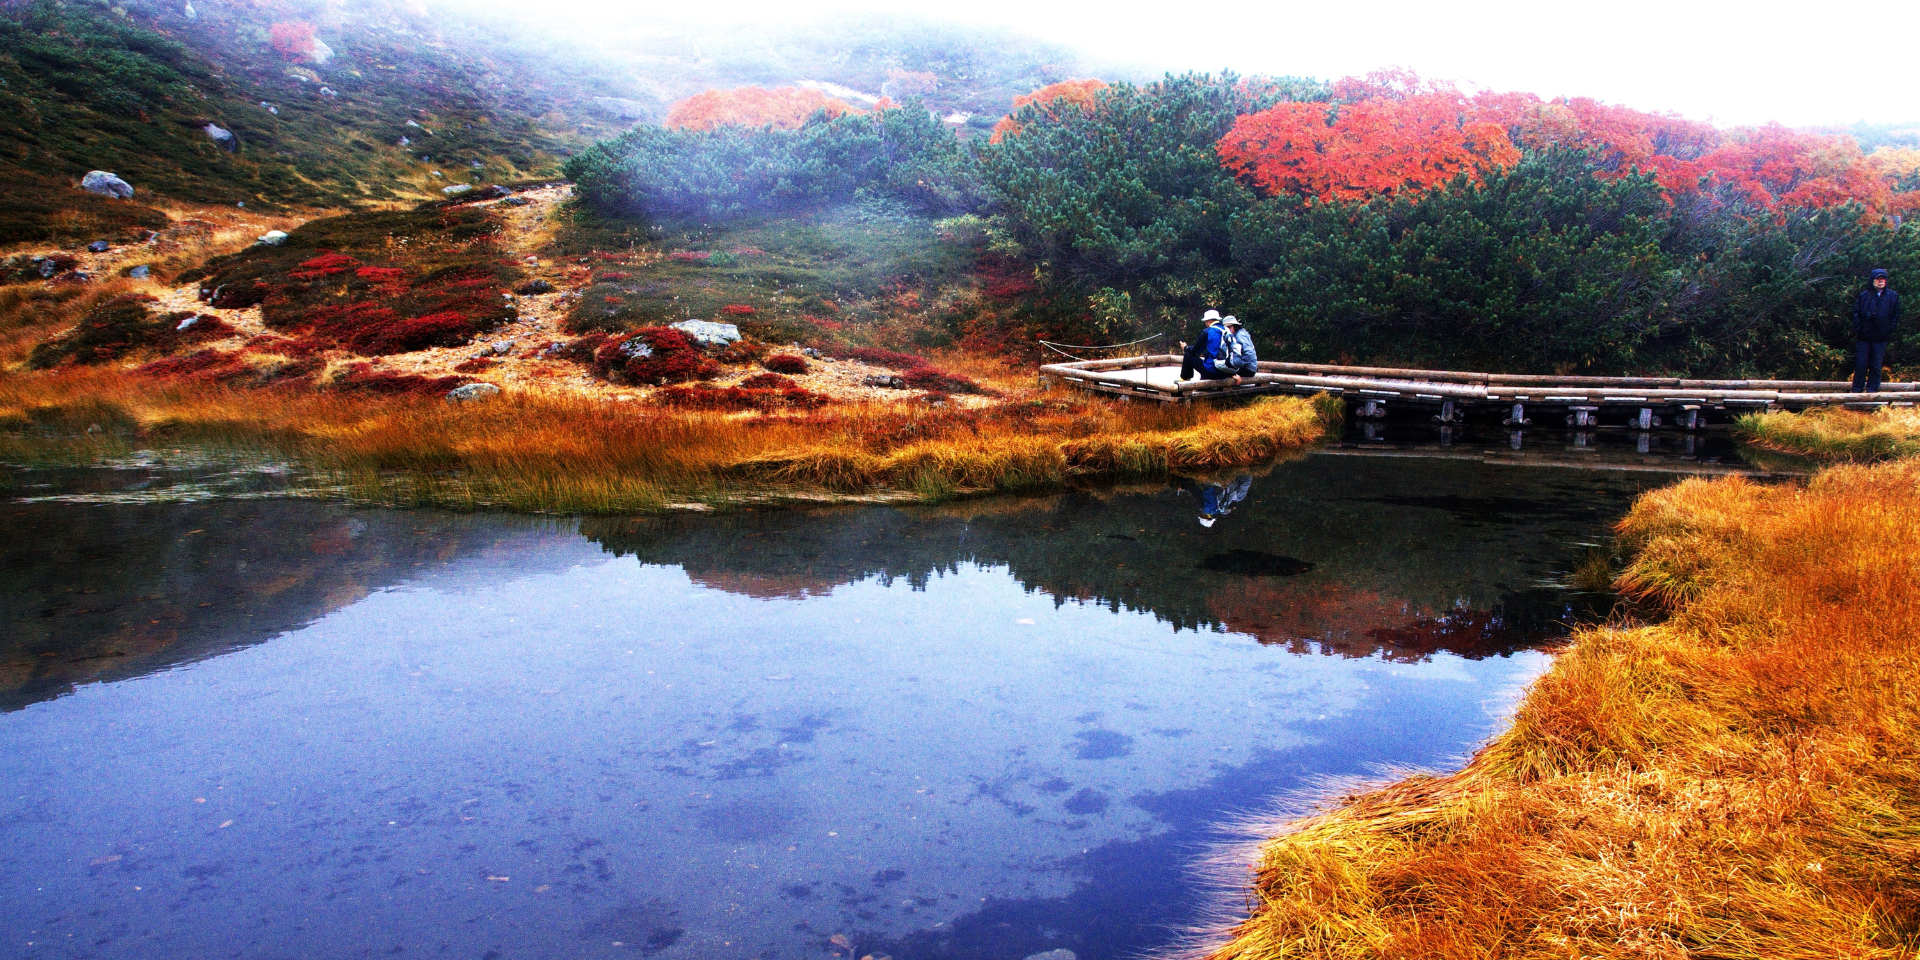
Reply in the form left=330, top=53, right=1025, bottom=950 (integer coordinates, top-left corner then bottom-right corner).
left=1202, top=325, right=1231, bottom=374
left=1854, top=285, right=1902, bottom=343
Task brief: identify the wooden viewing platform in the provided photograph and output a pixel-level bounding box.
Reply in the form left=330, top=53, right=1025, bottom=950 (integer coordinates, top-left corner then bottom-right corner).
left=1039, top=355, right=1920, bottom=427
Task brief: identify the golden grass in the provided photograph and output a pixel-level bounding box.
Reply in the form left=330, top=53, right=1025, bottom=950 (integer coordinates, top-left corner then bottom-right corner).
left=1740, top=405, right=1920, bottom=462
left=1208, top=460, right=1920, bottom=959
left=0, top=369, right=1336, bottom=512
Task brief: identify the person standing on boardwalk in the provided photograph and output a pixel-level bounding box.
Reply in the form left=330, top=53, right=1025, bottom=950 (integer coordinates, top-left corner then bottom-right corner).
left=1852, top=268, right=1901, bottom=393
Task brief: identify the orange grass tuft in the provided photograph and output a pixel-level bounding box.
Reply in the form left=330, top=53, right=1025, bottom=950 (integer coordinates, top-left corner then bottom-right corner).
left=0, top=370, right=1335, bottom=512
left=1741, top=405, right=1920, bottom=462
left=1208, top=461, right=1920, bottom=959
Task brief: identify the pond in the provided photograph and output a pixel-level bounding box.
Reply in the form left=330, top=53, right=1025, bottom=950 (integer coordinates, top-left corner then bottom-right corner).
left=0, top=445, right=1753, bottom=960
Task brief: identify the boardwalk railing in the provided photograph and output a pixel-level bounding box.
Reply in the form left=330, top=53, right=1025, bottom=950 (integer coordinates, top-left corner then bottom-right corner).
left=1039, top=355, right=1918, bottom=426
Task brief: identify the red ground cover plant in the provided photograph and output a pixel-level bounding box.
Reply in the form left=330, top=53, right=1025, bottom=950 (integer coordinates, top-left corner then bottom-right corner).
left=453, top=357, right=497, bottom=373
left=136, top=349, right=244, bottom=380
left=589, top=327, right=720, bottom=385
left=762, top=353, right=808, bottom=374
left=667, top=86, right=855, bottom=131
left=722, top=304, right=756, bottom=315
left=654, top=384, right=831, bottom=411
left=736, top=372, right=795, bottom=390
left=330, top=363, right=471, bottom=396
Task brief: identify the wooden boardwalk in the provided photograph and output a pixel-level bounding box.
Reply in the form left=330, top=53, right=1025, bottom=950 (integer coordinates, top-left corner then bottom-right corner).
left=1039, top=355, right=1919, bottom=427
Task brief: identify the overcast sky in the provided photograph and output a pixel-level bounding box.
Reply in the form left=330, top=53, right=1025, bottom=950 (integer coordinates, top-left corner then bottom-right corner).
left=546, top=0, right=1918, bottom=128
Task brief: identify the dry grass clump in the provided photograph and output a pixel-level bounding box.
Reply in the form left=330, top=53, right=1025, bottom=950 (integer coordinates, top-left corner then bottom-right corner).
left=0, top=370, right=1335, bottom=512
left=1741, top=405, right=1920, bottom=461
left=1209, top=461, right=1920, bottom=959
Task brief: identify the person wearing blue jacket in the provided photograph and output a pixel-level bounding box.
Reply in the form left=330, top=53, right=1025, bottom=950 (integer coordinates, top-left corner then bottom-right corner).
left=1852, top=268, right=1902, bottom=393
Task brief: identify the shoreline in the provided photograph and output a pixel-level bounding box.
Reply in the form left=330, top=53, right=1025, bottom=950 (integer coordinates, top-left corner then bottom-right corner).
left=1204, top=454, right=1920, bottom=958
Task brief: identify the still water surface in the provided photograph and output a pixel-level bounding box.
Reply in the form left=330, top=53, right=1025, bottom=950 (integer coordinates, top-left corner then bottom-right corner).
left=0, top=451, right=1718, bottom=960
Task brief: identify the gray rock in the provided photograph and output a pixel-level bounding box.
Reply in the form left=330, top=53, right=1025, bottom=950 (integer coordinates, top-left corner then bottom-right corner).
left=128, top=265, right=150, bottom=279
left=319, top=86, right=336, bottom=97
left=441, top=183, right=473, bottom=196
left=516, top=279, right=554, bottom=295
left=446, top=383, right=502, bottom=403
left=490, top=340, right=514, bottom=356
left=803, top=347, right=821, bottom=359
left=176, top=314, right=198, bottom=331
left=588, top=96, right=658, bottom=121
left=256, top=230, right=289, bottom=246
left=81, top=171, right=134, bottom=199
left=183, top=1, right=196, bottom=20
left=670, top=319, right=741, bottom=348
left=865, top=374, right=908, bottom=390
left=501, top=196, right=532, bottom=207
left=398, top=136, right=410, bottom=147
left=203, top=123, right=238, bottom=152
left=88, top=240, right=109, bottom=253
left=1022, top=951, right=1076, bottom=960
left=309, top=37, right=335, bottom=65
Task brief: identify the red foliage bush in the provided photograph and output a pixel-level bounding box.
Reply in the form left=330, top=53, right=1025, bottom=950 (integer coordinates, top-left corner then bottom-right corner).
left=210, top=280, right=269, bottom=309
left=668, top=251, right=712, bottom=262
left=722, top=304, right=757, bottom=315
left=453, top=357, right=497, bottom=373
left=736, top=372, right=795, bottom=390
left=762, top=353, right=809, bottom=374
left=331, top=363, right=471, bottom=396
left=290, top=252, right=361, bottom=281
left=136, top=349, right=242, bottom=379
left=363, top=311, right=481, bottom=355
left=901, top=365, right=986, bottom=394
left=597, top=271, right=631, bottom=282
left=355, top=266, right=405, bottom=283
left=590, top=327, right=719, bottom=385
left=654, top=384, right=831, bottom=411
left=839, top=346, right=926, bottom=369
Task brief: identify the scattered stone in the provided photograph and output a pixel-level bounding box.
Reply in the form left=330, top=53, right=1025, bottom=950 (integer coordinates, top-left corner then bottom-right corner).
left=865, top=374, right=908, bottom=389
left=501, top=196, right=532, bottom=207
left=471, top=160, right=484, bottom=169
left=203, top=122, right=239, bottom=152
left=398, top=136, right=410, bottom=147
left=88, top=240, right=109, bottom=253
left=516, top=279, right=554, bottom=295
left=128, top=265, right=150, bottom=279
left=441, top=183, right=473, bottom=196
left=256, top=230, right=289, bottom=246
left=490, top=340, right=515, bottom=356
left=670, top=319, right=741, bottom=349
left=446, top=382, right=501, bottom=403
left=176, top=315, right=198, bottom=331
left=80, top=171, right=134, bottom=199
left=430, top=170, right=443, bottom=179
left=319, top=86, right=336, bottom=97
left=182, top=1, right=195, bottom=20
left=803, top=347, right=821, bottom=359
left=406, top=119, right=421, bottom=128
left=309, top=37, right=335, bottom=65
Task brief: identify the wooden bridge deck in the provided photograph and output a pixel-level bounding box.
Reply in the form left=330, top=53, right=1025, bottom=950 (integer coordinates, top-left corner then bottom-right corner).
left=1039, top=355, right=1918, bottom=426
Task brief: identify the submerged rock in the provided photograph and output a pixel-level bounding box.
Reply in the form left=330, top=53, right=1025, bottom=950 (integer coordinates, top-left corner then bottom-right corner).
left=446, top=383, right=501, bottom=403
left=671, top=319, right=741, bottom=349
left=81, top=171, right=134, bottom=199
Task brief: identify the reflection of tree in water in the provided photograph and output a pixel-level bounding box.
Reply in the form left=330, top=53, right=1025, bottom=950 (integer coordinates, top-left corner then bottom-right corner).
left=0, top=500, right=564, bottom=711
left=587, top=457, right=1648, bottom=663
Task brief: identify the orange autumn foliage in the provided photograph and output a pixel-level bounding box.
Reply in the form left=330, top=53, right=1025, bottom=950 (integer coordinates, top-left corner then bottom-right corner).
left=990, top=78, right=1109, bottom=144
left=1217, top=91, right=1521, bottom=202
left=666, top=87, right=855, bottom=132
left=268, top=21, right=317, bottom=61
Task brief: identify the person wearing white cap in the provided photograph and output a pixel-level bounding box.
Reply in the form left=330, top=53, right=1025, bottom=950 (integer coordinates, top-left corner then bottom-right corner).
left=1223, top=316, right=1258, bottom=379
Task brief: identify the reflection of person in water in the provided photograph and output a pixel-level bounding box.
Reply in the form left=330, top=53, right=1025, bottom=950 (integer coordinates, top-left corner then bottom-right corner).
left=1182, top=473, right=1254, bottom=528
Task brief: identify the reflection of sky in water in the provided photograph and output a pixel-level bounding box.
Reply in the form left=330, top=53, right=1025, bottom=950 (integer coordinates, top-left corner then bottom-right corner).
left=1, top=454, right=1680, bottom=960
left=1, top=552, right=1541, bottom=960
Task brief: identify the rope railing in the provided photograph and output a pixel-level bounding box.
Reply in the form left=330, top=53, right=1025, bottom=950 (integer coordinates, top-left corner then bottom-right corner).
left=1036, top=333, right=1163, bottom=362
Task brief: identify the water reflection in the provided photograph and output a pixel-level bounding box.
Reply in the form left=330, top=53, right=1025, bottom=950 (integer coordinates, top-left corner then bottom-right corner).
left=0, top=454, right=1685, bottom=960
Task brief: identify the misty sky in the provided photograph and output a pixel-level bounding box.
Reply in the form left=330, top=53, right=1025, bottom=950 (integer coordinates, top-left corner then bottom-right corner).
left=539, top=0, right=1917, bottom=128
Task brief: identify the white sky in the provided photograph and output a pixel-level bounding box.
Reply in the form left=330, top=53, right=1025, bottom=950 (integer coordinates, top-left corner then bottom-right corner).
left=528, top=0, right=1920, bottom=128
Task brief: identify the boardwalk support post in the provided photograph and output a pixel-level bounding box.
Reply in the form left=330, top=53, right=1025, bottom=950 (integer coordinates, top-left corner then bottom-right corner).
left=1567, top=406, right=1599, bottom=427
left=1679, top=406, right=1701, bottom=430
left=1433, top=400, right=1463, bottom=423
left=1358, top=399, right=1387, bottom=419
left=1503, top=403, right=1530, bottom=426
left=1635, top=407, right=1661, bottom=430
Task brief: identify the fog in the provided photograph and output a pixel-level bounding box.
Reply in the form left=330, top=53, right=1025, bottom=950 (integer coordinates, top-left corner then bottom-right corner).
left=452, top=0, right=1917, bottom=128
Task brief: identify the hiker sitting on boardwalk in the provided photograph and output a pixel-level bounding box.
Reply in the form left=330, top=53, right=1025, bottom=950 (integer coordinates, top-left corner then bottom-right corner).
left=1852, top=268, right=1901, bottom=393
left=1180, top=309, right=1242, bottom=383
left=1224, top=316, right=1258, bottom=378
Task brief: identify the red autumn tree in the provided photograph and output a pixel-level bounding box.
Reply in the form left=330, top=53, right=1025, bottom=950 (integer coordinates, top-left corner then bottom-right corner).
left=269, top=21, right=317, bottom=61
left=1217, top=91, right=1521, bottom=202
left=666, top=87, right=855, bottom=131
left=990, top=78, right=1109, bottom=144
left=1689, top=125, right=1891, bottom=212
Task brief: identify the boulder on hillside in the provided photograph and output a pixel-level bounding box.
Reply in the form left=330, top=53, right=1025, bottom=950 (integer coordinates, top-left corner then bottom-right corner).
left=671, top=319, right=742, bottom=349
left=256, top=230, right=289, bottom=246
left=442, top=183, right=473, bottom=196
left=81, top=171, right=134, bottom=199
left=309, top=37, right=335, bottom=65
left=203, top=123, right=238, bottom=152
left=446, top=382, right=501, bottom=403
